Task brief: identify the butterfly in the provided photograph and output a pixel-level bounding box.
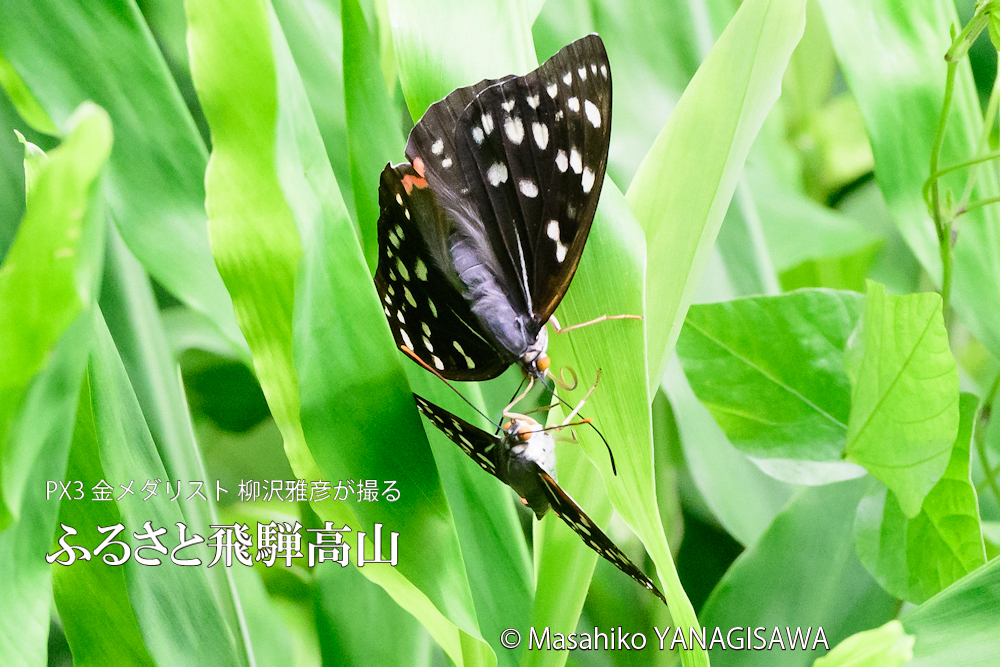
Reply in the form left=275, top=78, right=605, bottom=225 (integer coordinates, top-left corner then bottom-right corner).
left=375, top=34, right=613, bottom=383
left=412, top=393, right=667, bottom=605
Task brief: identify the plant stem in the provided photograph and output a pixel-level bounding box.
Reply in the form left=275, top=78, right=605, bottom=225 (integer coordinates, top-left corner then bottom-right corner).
left=976, top=371, right=1000, bottom=508
left=956, top=194, right=1000, bottom=216
left=928, top=58, right=958, bottom=314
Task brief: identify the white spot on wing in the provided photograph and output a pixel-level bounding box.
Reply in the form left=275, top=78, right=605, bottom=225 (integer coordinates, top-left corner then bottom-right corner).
left=547, top=83, right=558, bottom=98
left=502, top=99, right=515, bottom=112
left=404, top=208, right=410, bottom=220
left=591, top=63, right=598, bottom=74
left=481, top=113, right=494, bottom=134
left=400, top=330, right=412, bottom=349
left=555, top=149, right=568, bottom=172
left=582, top=167, right=595, bottom=194
left=432, top=355, right=444, bottom=370
left=526, top=94, right=540, bottom=108
left=431, top=139, right=444, bottom=154
left=568, top=97, right=579, bottom=112
left=584, top=100, right=601, bottom=128
left=487, top=163, right=508, bottom=186
left=423, top=336, right=434, bottom=353
left=554, top=110, right=564, bottom=121
left=532, top=122, right=548, bottom=150
left=569, top=148, right=582, bottom=174
left=395, top=193, right=402, bottom=205
left=546, top=220, right=559, bottom=240
left=422, top=322, right=431, bottom=336
left=504, top=116, right=524, bottom=144
left=415, top=258, right=428, bottom=281
left=441, top=157, right=452, bottom=168
left=397, top=310, right=405, bottom=323
left=472, top=126, right=484, bottom=144
left=563, top=72, right=572, bottom=85
left=556, top=244, right=568, bottom=263
left=519, top=179, right=538, bottom=198
left=579, top=67, right=587, bottom=80
left=600, top=64, right=607, bottom=78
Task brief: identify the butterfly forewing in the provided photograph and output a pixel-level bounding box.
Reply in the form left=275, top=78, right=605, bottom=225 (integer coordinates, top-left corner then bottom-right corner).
left=538, top=472, right=667, bottom=605
left=451, top=35, right=612, bottom=327
left=412, top=395, right=502, bottom=477
left=375, top=165, right=510, bottom=380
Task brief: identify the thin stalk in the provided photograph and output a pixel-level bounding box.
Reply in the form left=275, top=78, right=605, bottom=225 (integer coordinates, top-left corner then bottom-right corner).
left=975, top=371, right=1000, bottom=508
left=923, top=148, right=1000, bottom=204
left=928, top=58, right=958, bottom=313
left=957, top=63, right=1000, bottom=213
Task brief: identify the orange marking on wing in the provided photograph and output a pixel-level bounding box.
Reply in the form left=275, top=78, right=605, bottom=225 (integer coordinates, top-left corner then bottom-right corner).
left=401, top=173, right=429, bottom=194
left=413, top=157, right=426, bottom=177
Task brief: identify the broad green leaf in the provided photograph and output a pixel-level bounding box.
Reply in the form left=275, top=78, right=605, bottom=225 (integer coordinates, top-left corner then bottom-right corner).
left=818, top=0, right=1000, bottom=361
left=812, top=620, right=914, bottom=667
left=386, top=0, right=535, bottom=120
left=748, top=167, right=882, bottom=275
left=85, top=311, right=243, bottom=666
left=0, top=103, right=110, bottom=522
left=845, top=282, right=959, bottom=517
left=662, top=359, right=794, bottom=548
left=522, top=435, right=606, bottom=667
left=98, top=226, right=276, bottom=660
left=272, top=0, right=357, bottom=223
left=781, top=0, right=836, bottom=135
left=701, top=479, right=897, bottom=667
left=343, top=0, right=406, bottom=269
left=854, top=393, right=986, bottom=604
left=627, top=0, right=807, bottom=392
left=316, top=555, right=433, bottom=667
left=0, top=313, right=92, bottom=667
left=0, top=50, right=58, bottom=136
left=186, top=1, right=492, bottom=665
left=677, top=290, right=864, bottom=464
left=0, top=0, right=247, bottom=358
left=902, top=556, right=1000, bottom=665
left=52, top=375, right=157, bottom=667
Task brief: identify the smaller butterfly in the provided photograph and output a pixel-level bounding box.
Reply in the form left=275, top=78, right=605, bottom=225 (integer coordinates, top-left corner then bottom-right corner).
left=412, top=394, right=667, bottom=605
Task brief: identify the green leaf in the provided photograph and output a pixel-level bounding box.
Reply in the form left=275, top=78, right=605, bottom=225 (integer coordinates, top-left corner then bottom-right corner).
left=901, top=556, right=1000, bottom=665
left=85, top=311, right=244, bottom=665
left=818, top=0, right=1000, bottom=362
left=0, top=313, right=92, bottom=667
left=662, top=359, right=793, bottom=548
left=343, top=0, right=406, bottom=269
left=0, top=103, right=110, bottom=522
left=678, top=289, right=868, bottom=485
left=700, top=479, right=897, bottom=667
left=854, top=393, right=987, bottom=604
left=627, top=0, right=807, bottom=391
left=272, top=0, right=357, bottom=223
left=185, top=1, right=493, bottom=665
left=812, top=620, right=914, bottom=667
left=845, top=282, right=959, bottom=518
left=0, top=0, right=247, bottom=357
left=52, top=374, right=157, bottom=667
left=0, top=50, right=58, bottom=135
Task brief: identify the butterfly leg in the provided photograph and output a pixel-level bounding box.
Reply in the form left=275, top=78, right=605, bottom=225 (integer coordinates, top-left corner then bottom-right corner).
left=559, top=369, right=601, bottom=426
left=549, top=313, right=642, bottom=335
left=503, top=376, right=535, bottom=421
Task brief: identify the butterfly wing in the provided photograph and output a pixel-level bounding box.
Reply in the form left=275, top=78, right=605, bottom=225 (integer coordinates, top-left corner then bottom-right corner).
left=375, top=164, right=512, bottom=381
left=449, top=35, right=613, bottom=333
left=537, top=471, right=668, bottom=605
left=412, top=394, right=503, bottom=477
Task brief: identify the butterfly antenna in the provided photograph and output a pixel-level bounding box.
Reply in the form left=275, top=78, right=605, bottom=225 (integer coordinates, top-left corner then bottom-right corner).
left=400, top=346, right=498, bottom=428
left=538, top=369, right=618, bottom=476
left=503, top=376, right=535, bottom=420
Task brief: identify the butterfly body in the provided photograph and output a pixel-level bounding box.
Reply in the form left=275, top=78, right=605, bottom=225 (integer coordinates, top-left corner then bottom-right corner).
left=413, top=394, right=667, bottom=604
left=375, top=35, right=612, bottom=382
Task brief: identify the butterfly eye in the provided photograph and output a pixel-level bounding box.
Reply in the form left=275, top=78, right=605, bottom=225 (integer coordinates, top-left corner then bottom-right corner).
left=518, top=426, right=533, bottom=443
left=536, top=355, right=551, bottom=372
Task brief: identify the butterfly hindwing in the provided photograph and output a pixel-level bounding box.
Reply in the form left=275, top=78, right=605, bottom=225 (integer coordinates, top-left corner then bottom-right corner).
left=413, top=394, right=502, bottom=477
left=375, top=164, right=510, bottom=380
left=538, top=471, right=668, bottom=605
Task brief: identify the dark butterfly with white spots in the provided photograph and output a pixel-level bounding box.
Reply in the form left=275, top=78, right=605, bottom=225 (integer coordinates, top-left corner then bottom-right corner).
left=412, top=394, right=667, bottom=604
left=375, top=34, right=612, bottom=382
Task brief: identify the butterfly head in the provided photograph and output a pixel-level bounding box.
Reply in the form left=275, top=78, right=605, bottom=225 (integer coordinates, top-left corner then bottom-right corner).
left=520, top=326, right=550, bottom=379
left=502, top=415, right=556, bottom=475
